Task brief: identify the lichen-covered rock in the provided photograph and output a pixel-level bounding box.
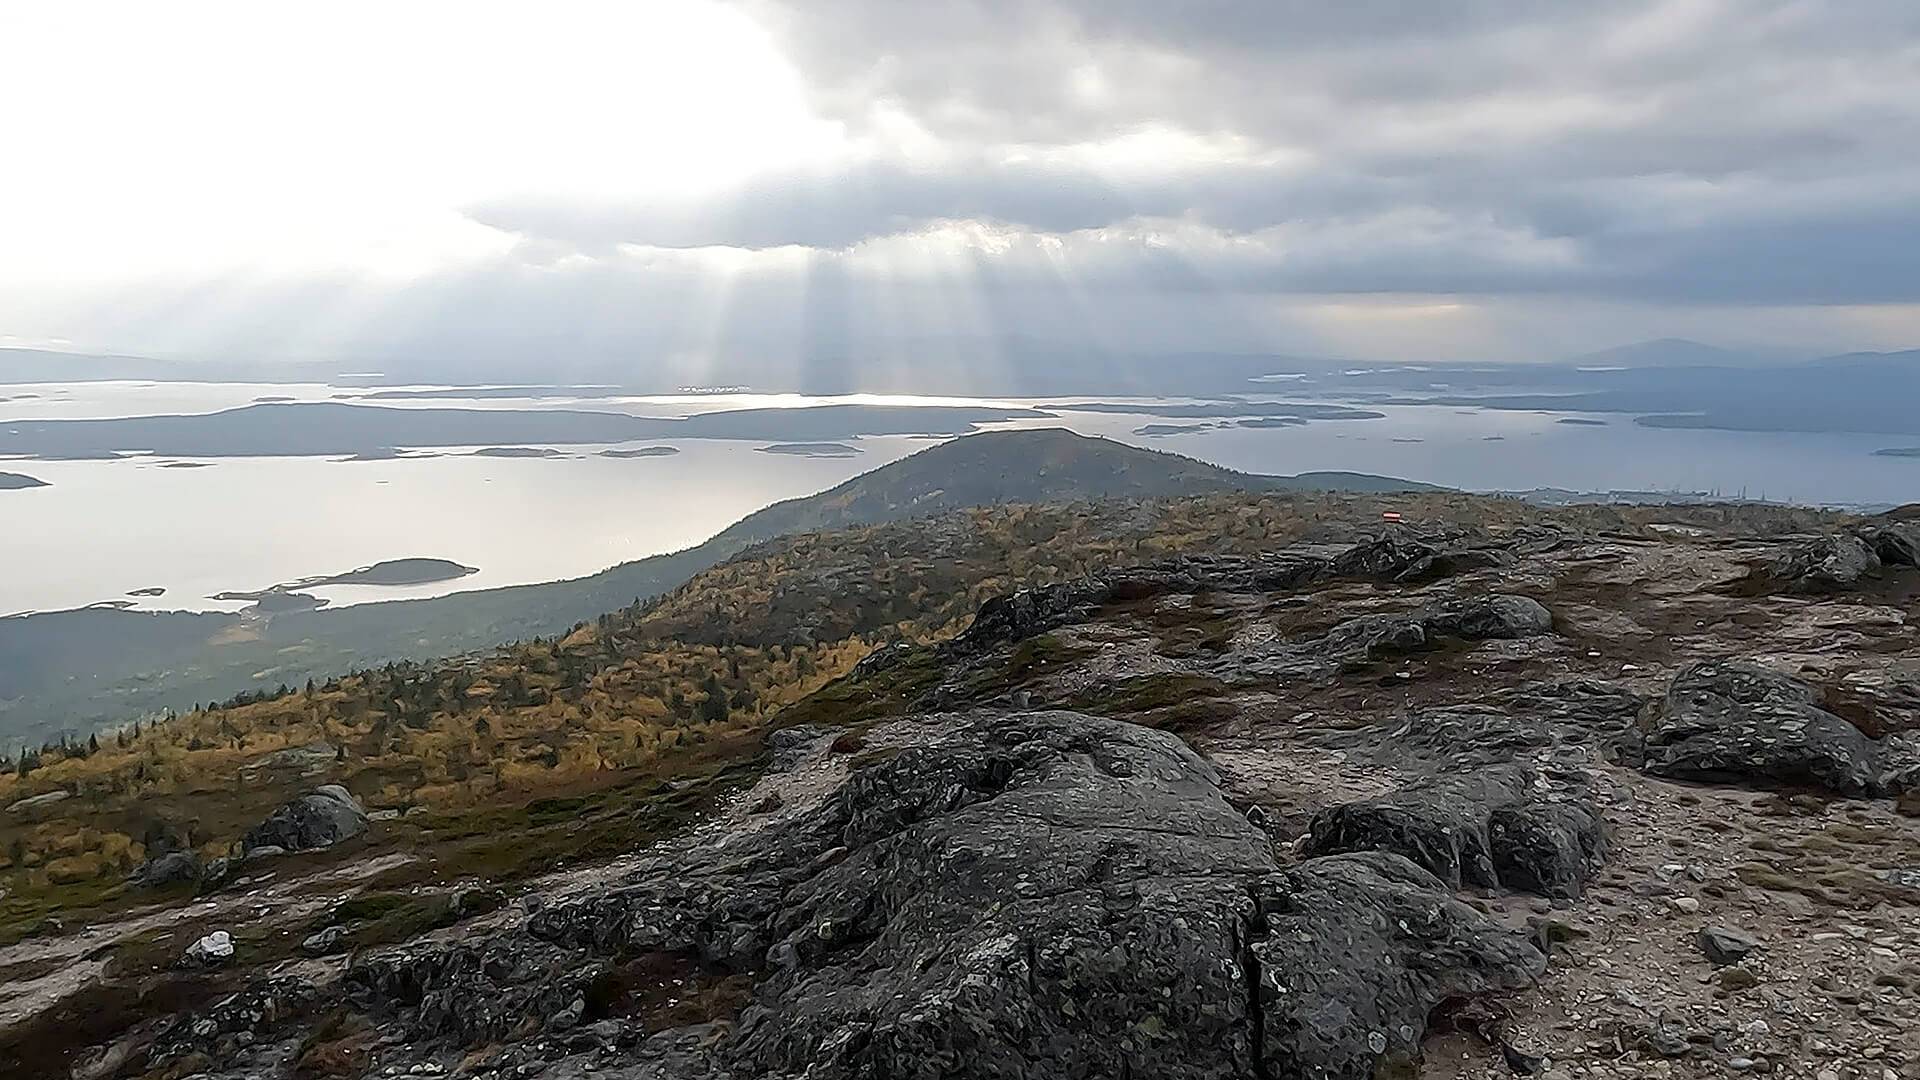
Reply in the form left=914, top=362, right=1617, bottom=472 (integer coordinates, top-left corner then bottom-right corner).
left=1639, top=661, right=1896, bottom=796
left=341, top=711, right=1547, bottom=1080
left=1252, top=852, right=1547, bottom=1077
left=1322, top=613, right=1430, bottom=659
left=1321, top=594, right=1554, bottom=661
left=242, top=784, right=369, bottom=853
left=1301, top=766, right=1606, bottom=897
left=1767, top=534, right=1881, bottom=592
left=1422, top=594, right=1554, bottom=639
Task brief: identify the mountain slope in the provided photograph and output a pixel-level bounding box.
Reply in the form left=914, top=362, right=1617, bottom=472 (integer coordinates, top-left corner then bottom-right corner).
left=0, top=430, right=1434, bottom=741
left=1560, top=338, right=1763, bottom=368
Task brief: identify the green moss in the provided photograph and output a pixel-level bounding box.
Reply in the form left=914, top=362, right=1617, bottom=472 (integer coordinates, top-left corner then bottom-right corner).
left=1003, top=634, right=1094, bottom=682
left=315, top=887, right=506, bottom=950
left=1066, top=673, right=1234, bottom=731
left=0, top=873, right=137, bottom=948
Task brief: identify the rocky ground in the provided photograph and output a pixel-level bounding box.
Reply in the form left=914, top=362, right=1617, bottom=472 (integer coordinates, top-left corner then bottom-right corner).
left=4, top=513, right=1919, bottom=1079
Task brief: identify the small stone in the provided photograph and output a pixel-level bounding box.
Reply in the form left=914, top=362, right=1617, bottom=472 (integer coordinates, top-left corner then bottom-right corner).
left=183, top=929, right=234, bottom=966
left=1671, top=897, right=1702, bottom=914
left=301, top=924, right=348, bottom=957
left=1698, top=926, right=1761, bottom=966
left=1716, top=967, right=1761, bottom=993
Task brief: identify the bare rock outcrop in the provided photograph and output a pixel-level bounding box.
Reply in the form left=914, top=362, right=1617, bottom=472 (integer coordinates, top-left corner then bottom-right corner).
left=335, top=712, right=1546, bottom=1080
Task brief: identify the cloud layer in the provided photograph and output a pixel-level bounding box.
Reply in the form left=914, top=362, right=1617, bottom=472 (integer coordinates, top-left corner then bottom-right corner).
left=467, top=1, right=1920, bottom=308
left=7, top=1, right=1920, bottom=369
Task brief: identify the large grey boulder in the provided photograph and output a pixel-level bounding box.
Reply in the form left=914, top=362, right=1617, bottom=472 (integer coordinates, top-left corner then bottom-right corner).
left=1860, top=522, right=1920, bottom=567
left=128, top=850, right=201, bottom=890
left=1639, top=661, right=1893, bottom=796
left=242, top=784, right=369, bottom=853
left=1321, top=594, right=1554, bottom=661
left=1423, top=594, right=1554, bottom=639
left=1766, top=534, right=1880, bottom=592
left=1302, top=765, right=1606, bottom=898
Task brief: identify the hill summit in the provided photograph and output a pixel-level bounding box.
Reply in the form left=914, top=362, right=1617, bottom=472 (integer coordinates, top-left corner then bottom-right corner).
left=0, top=429, right=1433, bottom=740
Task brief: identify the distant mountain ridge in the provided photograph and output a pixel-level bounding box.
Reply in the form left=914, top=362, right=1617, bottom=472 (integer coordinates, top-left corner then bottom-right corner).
left=1559, top=338, right=1773, bottom=368
left=0, top=429, right=1436, bottom=741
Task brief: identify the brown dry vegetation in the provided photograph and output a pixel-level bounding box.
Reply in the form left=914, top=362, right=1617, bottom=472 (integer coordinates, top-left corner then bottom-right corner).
left=0, top=491, right=1846, bottom=937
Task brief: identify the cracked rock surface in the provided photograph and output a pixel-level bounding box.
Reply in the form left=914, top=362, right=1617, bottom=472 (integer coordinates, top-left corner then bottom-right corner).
left=339, top=712, right=1546, bottom=1080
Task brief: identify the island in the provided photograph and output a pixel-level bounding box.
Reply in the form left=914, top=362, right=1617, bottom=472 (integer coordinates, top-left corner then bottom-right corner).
left=756, top=442, right=863, bottom=457
left=472, top=446, right=566, bottom=458
left=600, top=446, right=681, bottom=458
left=156, top=460, right=215, bottom=468
left=0, top=401, right=1054, bottom=459
left=0, top=471, right=49, bottom=490
left=126, top=586, right=167, bottom=597
left=213, top=559, right=480, bottom=612
left=1874, top=447, right=1920, bottom=458
left=1058, top=401, right=1385, bottom=421
left=1236, top=417, right=1307, bottom=429
left=1133, top=423, right=1212, bottom=436
left=335, top=448, right=435, bottom=462
left=306, top=558, right=480, bottom=587
left=1556, top=417, right=1609, bottom=426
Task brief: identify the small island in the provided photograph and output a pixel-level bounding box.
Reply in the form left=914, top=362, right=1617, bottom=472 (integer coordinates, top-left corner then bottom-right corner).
left=1133, top=423, right=1212, bottom=437
left=1556, top=417, right=1609, bottom=426
left=472, top=446, right=566, bottom=458
left=307, top=558, right=479, bottom=587
left=214, top=559, right=480, bottom=611
left=1237, top=417, right=1307, bottom=429
left=756, top=442, right=863, bottom=458
left=1873, top=447, right=1920, bottom=458
left=600, top=446, right=681, bottom=458
left=127, top=586, right=167, bottom=597
left=157, top=460, right=215, bottom=468
left=335, top=447, right=436, bottom=462
left=0, top=471, right=49, bottom=490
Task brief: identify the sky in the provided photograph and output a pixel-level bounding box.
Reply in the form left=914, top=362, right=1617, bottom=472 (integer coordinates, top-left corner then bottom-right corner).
left=3, top=0, right=1920, bottom=379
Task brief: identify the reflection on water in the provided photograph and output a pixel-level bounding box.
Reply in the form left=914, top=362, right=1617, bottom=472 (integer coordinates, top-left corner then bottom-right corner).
left=2, top=381, right=1915, bottom=615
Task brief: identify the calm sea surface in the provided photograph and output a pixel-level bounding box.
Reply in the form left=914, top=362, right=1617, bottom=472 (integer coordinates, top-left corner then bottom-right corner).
left=2, top=381, right=1914, bottom=614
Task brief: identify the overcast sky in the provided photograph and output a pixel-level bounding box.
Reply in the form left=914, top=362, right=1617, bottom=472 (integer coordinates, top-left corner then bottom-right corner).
left=4, top=0, right=1919, bottom=376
